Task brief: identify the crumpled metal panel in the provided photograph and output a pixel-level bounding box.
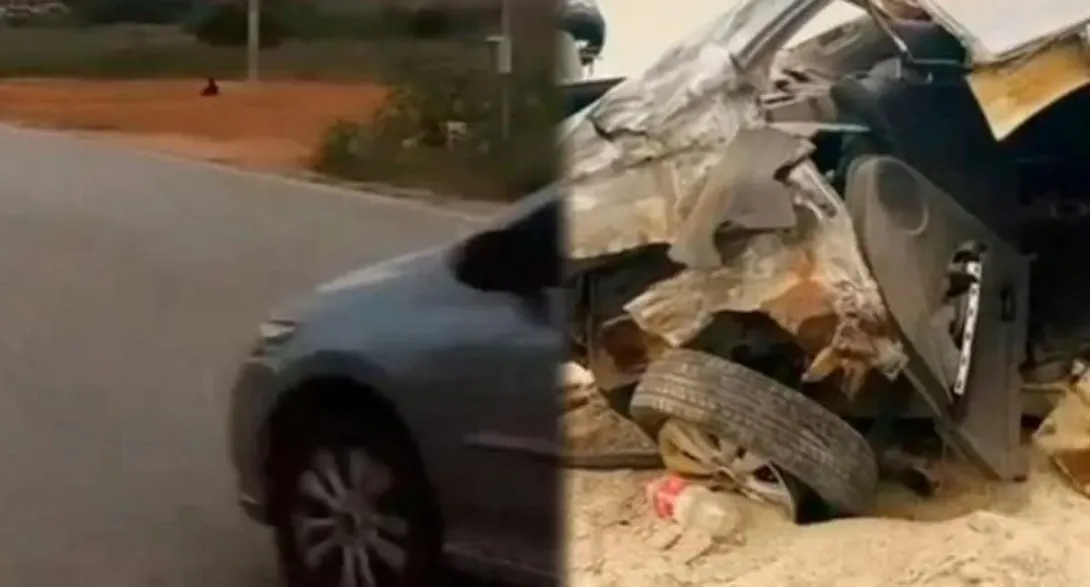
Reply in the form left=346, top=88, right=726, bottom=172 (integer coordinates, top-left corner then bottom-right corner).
left=622, top=160, right=907, bottom=391
left=876, top=0, right=928, bottom=20
left=966, top=37, right=1090, bottom=140
left=917, top=0, right=1090, bottom=64
left=666, top=127, right=812, bottom=270
left=562, top=0, right=839, bottom=252
left=563, top=88, right=765, bottom=259
left=563, top=0, right=835, bottom=259
left=559, top=0, right=906, bottom=387
left=1034, top=361, right=1090, bottom=496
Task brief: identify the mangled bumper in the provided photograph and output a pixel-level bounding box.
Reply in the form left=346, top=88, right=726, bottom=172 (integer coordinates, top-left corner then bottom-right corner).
left=562, top=0, right=907, bottom=395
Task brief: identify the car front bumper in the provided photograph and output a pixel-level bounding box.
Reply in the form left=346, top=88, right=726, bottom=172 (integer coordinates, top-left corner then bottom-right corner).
left=227, top=358, right=282, bottom=525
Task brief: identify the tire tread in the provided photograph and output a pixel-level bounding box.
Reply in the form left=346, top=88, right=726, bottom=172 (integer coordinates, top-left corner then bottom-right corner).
left=632, top=348, right=877, bottom=513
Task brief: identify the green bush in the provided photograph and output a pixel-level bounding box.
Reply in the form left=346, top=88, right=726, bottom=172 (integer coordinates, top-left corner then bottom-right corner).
left=312, top=51, right=560, bottom=201
left=267, top=6, right=401, bottom=41
left=404, top=7, right=447, bottom=39
left=187, top=2, right=288, bottom=47
left=71, top=0, right=194, bottom=24
left=0, top=26, right=484, bottom=80
left=404, top=5, right=499, bottom=40
left=316, top=120, right=369, bottom=172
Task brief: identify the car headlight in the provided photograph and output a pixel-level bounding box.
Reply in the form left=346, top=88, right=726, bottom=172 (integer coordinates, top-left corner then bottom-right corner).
left=251, top=318, right=298, bottom=357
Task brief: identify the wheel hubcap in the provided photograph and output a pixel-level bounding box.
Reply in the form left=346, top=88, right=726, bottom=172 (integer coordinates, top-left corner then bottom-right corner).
left=292, top=448, right=409, bottom=587
left=657, top=419, right=799, bottom=519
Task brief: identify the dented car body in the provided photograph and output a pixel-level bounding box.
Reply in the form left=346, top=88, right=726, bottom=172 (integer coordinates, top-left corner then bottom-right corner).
left=562, top=0, right=1090, bottom=486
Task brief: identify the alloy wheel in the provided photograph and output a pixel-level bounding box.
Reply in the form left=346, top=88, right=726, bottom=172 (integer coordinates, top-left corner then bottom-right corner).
left=290, top=448, right=411, bottom=587
left=656, top=418, right=800, bottom=519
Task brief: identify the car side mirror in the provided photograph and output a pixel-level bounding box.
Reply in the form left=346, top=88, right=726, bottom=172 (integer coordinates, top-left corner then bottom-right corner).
left=452, top=228, right=558, bottom=293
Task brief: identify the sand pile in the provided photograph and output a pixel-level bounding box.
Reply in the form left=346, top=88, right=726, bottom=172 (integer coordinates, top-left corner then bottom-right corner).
left=565, top=454, right=1090, bottom=587
left=560, top=363, right=1090, bottom=587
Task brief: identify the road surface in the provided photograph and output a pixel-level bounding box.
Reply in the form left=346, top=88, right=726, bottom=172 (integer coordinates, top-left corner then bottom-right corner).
left=0, top=126, right=482, bottom=586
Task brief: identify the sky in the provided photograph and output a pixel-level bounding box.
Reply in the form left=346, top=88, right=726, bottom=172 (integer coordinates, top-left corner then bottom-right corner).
left=589, top=0, right=866, bottom=79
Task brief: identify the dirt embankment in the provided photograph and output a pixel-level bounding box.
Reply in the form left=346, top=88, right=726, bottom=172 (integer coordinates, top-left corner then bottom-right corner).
left=568, top=456, right=1090, bottom=587
left=562, top=367, right=1090, bottom=587
left=0, top=78, right=387, bottom=172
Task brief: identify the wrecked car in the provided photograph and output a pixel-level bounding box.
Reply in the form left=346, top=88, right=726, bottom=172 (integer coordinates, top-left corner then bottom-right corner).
left=228, top=3, right=1090, bottom=583
left=556, top=0, right=1090, bottom=519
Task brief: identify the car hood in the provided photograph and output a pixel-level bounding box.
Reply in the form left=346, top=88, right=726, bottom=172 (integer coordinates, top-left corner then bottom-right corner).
left=315, top=246, right=448, bottom=297
left=267, top=246, right=454, bottom=330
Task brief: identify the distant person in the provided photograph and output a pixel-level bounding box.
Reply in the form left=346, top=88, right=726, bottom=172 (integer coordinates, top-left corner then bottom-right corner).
left=200, top=77, right=220, bottom=97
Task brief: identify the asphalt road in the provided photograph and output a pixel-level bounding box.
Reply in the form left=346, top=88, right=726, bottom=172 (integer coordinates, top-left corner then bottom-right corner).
left=0, top=126, right=483, bottom=586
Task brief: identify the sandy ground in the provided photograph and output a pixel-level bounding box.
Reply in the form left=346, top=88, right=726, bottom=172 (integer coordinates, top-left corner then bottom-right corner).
left=562, top=367, right=1090, bottom=587
left=0, top=79, right=387, bottom=172
left=567, top=457, right=1090, bottom=587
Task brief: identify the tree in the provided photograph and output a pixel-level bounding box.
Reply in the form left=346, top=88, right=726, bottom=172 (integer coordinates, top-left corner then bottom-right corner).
left=187, top=2, right=288, bottom=48
left=70, top=0, right=194, bottom=24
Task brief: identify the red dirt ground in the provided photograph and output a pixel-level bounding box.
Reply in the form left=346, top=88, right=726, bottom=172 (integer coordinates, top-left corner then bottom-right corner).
left=0, top=78, right=388, bottom=172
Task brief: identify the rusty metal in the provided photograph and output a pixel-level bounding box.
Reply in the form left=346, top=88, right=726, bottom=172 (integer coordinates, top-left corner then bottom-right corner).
left=560, top=0, right=1085, bottom=406
left=1035, top=361, right=1090, bottom=496
left=667, top=127, right=811, bottom=270
left=586, top=315, right=669, bottom=390
left=558, top=0, right=917, bottom=397
left=876, top=0, right=928, bottom=20
left=616, top=160, right=907, bottom=396
left=966, top=37, right=1090, bottom=140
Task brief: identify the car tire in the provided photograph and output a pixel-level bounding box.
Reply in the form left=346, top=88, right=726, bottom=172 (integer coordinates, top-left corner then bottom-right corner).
left=269, top=409, right=442, bottom=587
left=630, top=348, right=879, bottom=515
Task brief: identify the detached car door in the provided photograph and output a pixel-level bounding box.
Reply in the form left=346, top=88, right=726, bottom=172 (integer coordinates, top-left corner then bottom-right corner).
left=846, top=154, right=1030, bottom=481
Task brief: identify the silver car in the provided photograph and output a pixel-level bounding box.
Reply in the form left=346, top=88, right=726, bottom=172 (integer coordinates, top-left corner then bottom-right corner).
left=228, top=191, right=565, bottom=587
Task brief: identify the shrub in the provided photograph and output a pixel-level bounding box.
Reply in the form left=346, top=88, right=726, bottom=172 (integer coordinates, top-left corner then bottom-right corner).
left=405, top=7, right=447, bottom=39
left=313, top=47, right=560, bottom=201
left=404, top=5, right=499, bottom=40
left=316, top=120, right=369, bottom=172
left=71, top=0, right=193, bottom=24
left=187, top=2, right=288, bottom=48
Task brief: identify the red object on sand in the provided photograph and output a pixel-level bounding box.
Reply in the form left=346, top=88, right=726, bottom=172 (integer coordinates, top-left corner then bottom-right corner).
left=648, top=474, right=690, bottom=521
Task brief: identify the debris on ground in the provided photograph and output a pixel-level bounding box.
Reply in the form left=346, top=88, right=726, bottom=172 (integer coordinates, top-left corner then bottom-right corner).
left=566, top=452, right=1090, bottom=587
left=562, top=362, right=662, bottom=469
left=563, top=356, right=1090, bottom=586
left=1034, top=361, right=1090, bottom=497
left=647, top=474, right=746, bottom=542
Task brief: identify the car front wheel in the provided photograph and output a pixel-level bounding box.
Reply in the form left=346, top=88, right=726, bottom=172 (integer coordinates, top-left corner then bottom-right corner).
left=630, top=348, right=879, bottom=518
left=269, top=411, right=442, bottom=587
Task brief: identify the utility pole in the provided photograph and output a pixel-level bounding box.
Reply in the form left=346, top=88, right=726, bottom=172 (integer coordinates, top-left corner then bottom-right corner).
left=498, top=0, right=512, bottom=142
left=246, top=0, right=261, bottom=83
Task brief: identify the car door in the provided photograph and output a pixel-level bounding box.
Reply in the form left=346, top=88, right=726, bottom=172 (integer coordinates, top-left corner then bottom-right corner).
left=846, top=155, right=1030, bottom=481
left=396, top=195, right=566, bottom=573
left=460, top=287, right=565, bottom=559
left=408, top=284, right=563, bottom=577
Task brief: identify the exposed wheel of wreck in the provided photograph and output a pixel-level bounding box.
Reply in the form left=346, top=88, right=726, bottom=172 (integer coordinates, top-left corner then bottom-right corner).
left=630, top=349, right=878, bottom=517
